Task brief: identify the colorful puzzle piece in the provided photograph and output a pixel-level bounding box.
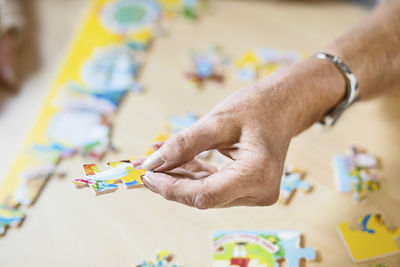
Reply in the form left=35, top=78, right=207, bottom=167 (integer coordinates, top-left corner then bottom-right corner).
left=279, top=168, right=312, bottom=204
left=212, top=230, right=316, bottom=267
left=235, top=48, right=303, bottom=81
left=159, top=0, right=206, bottom=19
left=185, top=46, right=229, bottom=87
left=333, top=146, right=380, bottom=201
left=168, top=112, right=197, bottom=133
left=0, top=205, right=24, bottom=235
left=73, top=160, right=145, bottom=195
left=338, top=214, right=400, bottom=263
left=137, top=249, right=180, bottom=267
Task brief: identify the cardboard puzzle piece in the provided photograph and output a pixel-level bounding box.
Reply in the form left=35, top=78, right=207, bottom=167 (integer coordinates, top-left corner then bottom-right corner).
left=279, top=168, right=312, bottom=204
left=332, top=146, right=380, bottom=201
left=0, top=205, right=24, bottom=235
left=168, top=112, right=197, bottom=133
left=137, top=249, right=180, bottom=267
left=159, top=0, right=206, bottom=19
left=338, top=213, right=400, bottom=263
left=185, top=46, right=229, bottom=87
left=73, top=160, right=145, bottom=195
left=212, top=230, right=316, bottom=267
left=235, top=48, right=303, bottom=81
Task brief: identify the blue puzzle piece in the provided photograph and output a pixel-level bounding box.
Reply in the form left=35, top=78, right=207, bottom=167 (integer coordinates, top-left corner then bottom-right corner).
left=168, top=113, right=197, bottom=133
left=332, top=156, right=358, bottom=193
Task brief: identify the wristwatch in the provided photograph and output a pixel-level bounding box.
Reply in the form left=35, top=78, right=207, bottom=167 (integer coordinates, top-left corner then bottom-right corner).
left=313, top=52, right=361, bottom=126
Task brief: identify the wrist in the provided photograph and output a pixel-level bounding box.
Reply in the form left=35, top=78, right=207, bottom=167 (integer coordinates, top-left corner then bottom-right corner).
left=279, top=58, right=347, bottom=136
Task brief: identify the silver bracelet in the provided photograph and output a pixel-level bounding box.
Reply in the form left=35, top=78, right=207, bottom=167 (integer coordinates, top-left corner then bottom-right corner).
left=313, top=53, right=360, bottom=126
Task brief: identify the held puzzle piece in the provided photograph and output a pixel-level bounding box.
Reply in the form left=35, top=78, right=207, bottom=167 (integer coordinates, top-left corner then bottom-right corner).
left=338, top=214, right=400, bottom=263
left=332, top=146, right=380, bottom=201
left=279, top=168, right=312, bottom=204
left=212, top=230, right=316, bottom=267
left=137, top=249, right=180, bottom=267
left=73, top=160, right=145, bottom=195
left=0, top=205, right=24, bottom=235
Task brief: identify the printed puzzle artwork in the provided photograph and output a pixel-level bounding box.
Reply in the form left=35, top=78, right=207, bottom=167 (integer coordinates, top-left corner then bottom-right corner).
left=212, top=230, right=316, bottom=267
left=0, top=205, right=24, bottom=235
left=338, top=214, right=400, bottom=263
left=73, top=160, right=146, bottom=195
left=0, top=0, right=206, bottom=235
left=279, top=167, right=312, bottom=204
left=185, top=46, right=230, bottom=87
left=332, top=146, right=380, bottom=201
left=159, top=0, right=206, bottom=19
left=137, top=249, right=180, bottom=267
left=235, top=48, right=303, bottom=81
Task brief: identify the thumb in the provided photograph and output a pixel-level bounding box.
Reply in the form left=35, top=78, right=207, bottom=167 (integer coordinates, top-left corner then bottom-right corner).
left=142, top=118, right=222, bottom=171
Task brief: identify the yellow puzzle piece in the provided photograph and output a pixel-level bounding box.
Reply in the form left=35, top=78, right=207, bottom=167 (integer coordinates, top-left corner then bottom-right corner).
left=338, top=214, right=400, bottom=263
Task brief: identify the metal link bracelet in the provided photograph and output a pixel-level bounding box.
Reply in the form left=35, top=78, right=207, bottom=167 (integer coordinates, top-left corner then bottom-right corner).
left=313, top=53, right=361, bottom=126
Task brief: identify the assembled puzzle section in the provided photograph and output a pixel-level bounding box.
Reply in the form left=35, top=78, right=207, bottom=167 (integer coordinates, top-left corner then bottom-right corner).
left=73, top=160, right=146, bottom=195
left=338, top=213, right=400, bottom=263
left=279, top=167, right=312, bottom=204
left=212, top=230, right=316, bottom=267
left=0, top=0, right=207, bottom=235
left=137, top=249, right=180, bottom=267
left=332, top=146, right=380, bottom=201
left=0, top=205, right=24, bottom=236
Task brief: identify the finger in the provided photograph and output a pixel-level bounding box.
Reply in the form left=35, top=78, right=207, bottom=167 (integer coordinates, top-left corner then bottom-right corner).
left=151, top=141, right=164, bottom=151
left=131, top=158, right=145, bottom=168
left=141, top=164, right=247, bottom=209
left=142, top=116, right=240, bottom=171
left=179, top=159, right=217, bottom=173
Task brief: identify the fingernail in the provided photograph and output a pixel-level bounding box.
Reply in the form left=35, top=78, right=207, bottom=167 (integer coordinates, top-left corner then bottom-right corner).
left=142, top=151, right=165, bottom=171
left=141, top=175, right=158, bottom=193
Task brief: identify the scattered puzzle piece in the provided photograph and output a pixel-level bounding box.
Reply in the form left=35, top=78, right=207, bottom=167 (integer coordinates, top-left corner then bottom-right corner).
left=235, top=48, right=303, bottom=81
left=168, top=112, right=197, bottom=133
left=137, top=249, right=180, bottom=267
left=212, top=230, right=316, bottom=267
left=73, top=160, right=145, bottom=195
left=333, top=146, right=380, bottom=201
left=279, top=168, right=312, bottom=204
left=0, top=205, right=24, bottom=235
left=338, top=214, right=400, bottom=263
left=159, top=0, right=206, bottom=19
left=185, top=46, right=229, bottom=87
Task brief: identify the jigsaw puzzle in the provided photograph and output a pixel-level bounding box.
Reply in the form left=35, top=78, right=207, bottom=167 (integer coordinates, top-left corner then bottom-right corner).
left=137, top=249, right=180, bottom=267
left=0, top=205, right=24, bottom=235
left=235, top=48, right=303, bottom=81
left=0, top=0, right=206, bottom=234
left=212, top=230, right=316, bottom=267
left=185, top=46, right=229, bottom=87
left=333, top=146, right=380, bottom=201
left=73, top=160, right=146, bottom=195
left=338, top=214, right=400, bottom=263
left=279, top=168, right=312, bottom=204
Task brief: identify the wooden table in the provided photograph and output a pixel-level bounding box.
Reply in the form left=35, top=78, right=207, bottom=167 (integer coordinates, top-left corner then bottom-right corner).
left=0, top=0, right=399, bottom=266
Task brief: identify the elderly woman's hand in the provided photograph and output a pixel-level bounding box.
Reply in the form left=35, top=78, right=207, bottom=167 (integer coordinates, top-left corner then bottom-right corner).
left=135, top=58, right=345, bottom=209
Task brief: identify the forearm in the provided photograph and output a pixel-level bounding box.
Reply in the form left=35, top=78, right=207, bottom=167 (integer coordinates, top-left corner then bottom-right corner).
left=324, top=0, right=400, bottom=99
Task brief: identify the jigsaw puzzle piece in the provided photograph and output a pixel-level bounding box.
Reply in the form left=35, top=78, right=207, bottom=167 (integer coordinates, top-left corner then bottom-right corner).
left=0, top=205, right=24, bottom=235
left=73, top=160, right=145, bottom=195
left=332, top=156, right=357, bottom=193
left=338, top=214, right=400, bottom=262
left=278, top=231, right=316, bottom=267
left=168, top=112, right=197, bottom=133
left=279, top=169, right=312, bottom=204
